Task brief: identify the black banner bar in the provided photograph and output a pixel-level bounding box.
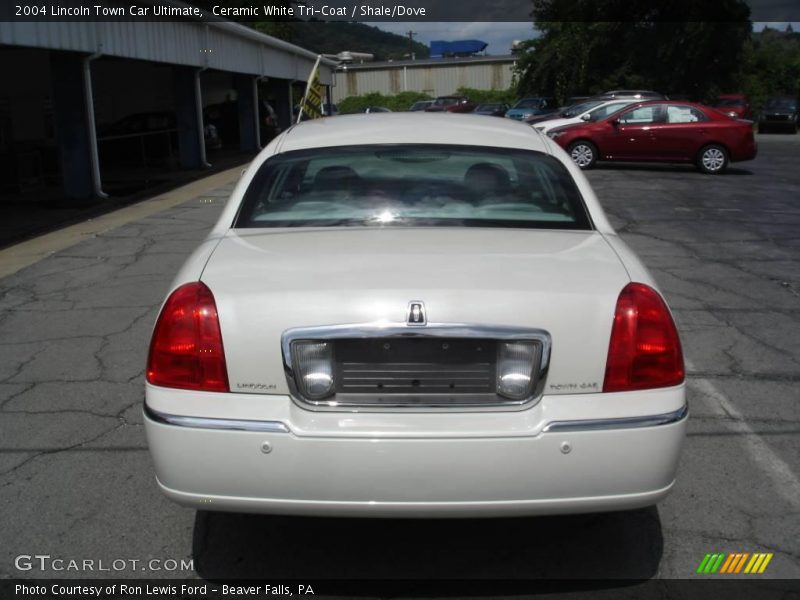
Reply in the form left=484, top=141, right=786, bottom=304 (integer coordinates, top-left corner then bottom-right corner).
left=3, top=0, right=800, bottom=23
left=3, top=579, right=800, bottom=600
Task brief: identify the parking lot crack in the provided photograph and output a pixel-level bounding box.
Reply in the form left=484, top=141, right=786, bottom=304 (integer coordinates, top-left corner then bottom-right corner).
left=0, top=418, right=123, bottom=481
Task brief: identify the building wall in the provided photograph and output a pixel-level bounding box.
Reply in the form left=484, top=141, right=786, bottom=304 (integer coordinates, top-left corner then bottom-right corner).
left=332, top=60, right=516, bottom=102
left=0, top=48, right=52, bottom=142
left=0, top=21, right=334, bottom=85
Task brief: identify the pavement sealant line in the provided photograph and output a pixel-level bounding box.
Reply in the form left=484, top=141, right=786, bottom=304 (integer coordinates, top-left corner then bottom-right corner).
left=0, top=166, right=243, bottom=281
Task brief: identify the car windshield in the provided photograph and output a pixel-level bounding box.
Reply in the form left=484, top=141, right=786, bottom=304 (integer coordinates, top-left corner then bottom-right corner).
left=433, top=97, right=459, bottom=106
left=588, top=101, right=636, bottom=121
left=514, top=98, right=541, bottom=109
left=765, top=98, right=797, bottom=111
left=235, top=145, right=592, bottom=230
left=563, top=100, right=604, bottom=118
left=716, top=98, right=745, bottom=107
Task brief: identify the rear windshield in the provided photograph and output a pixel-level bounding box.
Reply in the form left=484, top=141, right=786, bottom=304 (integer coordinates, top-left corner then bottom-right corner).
left=587, top=101, right=636, bottom=121
left=234, top=145, right=592, bottom=230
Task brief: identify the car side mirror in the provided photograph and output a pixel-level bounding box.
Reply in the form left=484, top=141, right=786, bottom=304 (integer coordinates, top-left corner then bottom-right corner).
left=580, top=114, right=591, bottom=121
left=611, top=118, right=621, bottom=126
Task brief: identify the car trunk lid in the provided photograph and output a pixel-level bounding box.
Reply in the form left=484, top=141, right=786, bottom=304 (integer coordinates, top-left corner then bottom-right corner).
left=201, top=228, right=630, bottom=398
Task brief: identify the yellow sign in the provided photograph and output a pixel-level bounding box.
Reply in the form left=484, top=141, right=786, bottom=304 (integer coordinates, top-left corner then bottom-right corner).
left=297, top=56, right=323, bottom=122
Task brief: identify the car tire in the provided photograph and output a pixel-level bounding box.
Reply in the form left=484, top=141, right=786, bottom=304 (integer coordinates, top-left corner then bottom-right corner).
left=568, top=140, right=598, bottom=169
left=697, top=144, right=729, bottom=174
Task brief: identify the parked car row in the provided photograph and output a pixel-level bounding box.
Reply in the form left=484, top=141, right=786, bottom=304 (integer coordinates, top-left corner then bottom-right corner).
left=404, top=89, right=783, bottom=173
left=712, top=93, right=798, bottom=133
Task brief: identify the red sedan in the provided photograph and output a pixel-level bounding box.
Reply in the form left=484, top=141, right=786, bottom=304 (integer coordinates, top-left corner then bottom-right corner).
left=424, top=96, right=478, bottom=113
left=547, top=101, right=757, bottom=174
left=714, top=93, right=751, bottom=119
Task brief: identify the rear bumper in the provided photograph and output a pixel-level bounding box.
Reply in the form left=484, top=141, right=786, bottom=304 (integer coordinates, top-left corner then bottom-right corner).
left=144, top=392, right=687, bottom=518
left=733, top=140, right=758, bottom=162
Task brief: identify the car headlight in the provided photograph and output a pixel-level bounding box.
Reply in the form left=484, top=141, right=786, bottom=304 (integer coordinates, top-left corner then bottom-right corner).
left=496, top=341, right=541, bottom=400
left=292, top=341, right=335, bottom=399
left=727, top=111, right=737, bottom=118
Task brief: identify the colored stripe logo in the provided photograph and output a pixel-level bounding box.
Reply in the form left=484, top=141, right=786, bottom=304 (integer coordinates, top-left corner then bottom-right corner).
left=696, top=552, right=773, bottom=574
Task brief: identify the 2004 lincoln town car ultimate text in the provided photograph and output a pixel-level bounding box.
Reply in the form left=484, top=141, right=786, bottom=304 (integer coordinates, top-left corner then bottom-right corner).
left=144, top=113, right=687, bottom=517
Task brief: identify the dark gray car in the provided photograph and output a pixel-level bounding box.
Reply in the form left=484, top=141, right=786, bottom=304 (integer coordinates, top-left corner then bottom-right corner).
left=758, top=96, right=798, bottom=133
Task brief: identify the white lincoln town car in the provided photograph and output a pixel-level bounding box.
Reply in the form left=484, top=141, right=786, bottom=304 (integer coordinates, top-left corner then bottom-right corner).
left=144, top=113, right=687, bottom=517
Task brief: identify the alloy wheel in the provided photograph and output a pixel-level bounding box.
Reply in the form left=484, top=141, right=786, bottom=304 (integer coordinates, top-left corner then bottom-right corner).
left=702, top=147, right=726, bottom=172
left=571, top=144, right=594, bottom=167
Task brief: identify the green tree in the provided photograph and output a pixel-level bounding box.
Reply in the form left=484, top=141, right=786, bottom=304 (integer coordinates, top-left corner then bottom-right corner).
left=741, top=28, right=800, bottom=111
left=515, top=0, right=751, bottom=103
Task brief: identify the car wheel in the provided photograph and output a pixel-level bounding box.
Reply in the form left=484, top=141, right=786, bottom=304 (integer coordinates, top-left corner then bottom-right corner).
left=568, top=141, right=597, bottom=169
left=697, top=144, right=729, bottom=174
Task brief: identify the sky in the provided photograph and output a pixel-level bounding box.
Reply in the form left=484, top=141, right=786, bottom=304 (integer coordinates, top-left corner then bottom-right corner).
left=368, top=22, right=799, bottom=56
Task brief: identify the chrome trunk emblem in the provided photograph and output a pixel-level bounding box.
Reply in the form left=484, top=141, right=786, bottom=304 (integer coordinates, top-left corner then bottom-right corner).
left=407, top=301, right=426, bottom=326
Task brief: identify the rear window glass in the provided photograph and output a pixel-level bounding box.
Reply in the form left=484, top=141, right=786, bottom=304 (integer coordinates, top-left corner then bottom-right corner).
left=234, top=145, right=592, bottom=230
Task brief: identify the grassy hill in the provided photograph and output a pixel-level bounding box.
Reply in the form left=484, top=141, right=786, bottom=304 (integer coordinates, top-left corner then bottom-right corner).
left=256, top=20, right=430, bottom=61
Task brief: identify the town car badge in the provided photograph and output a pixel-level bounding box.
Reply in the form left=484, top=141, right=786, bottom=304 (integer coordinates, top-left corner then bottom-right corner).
left=407, top=301, right=426, bottom=326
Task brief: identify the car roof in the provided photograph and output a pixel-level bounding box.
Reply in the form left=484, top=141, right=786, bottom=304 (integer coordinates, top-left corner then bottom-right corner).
left=603, top=89, right=661, bottom=94
left=617, top=99, right=705, bottom=107
left=279, top=113, right=550, bottom=153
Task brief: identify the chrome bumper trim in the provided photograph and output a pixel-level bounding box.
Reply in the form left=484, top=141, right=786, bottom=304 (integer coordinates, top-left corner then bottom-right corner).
left=542, top=404, right=688, bottom=433
left=145, top=402, right=687, bottom=436
left=144, top=404, right=290, bottom=433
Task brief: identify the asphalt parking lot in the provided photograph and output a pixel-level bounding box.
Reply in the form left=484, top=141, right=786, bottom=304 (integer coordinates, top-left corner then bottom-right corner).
left=0, top=134, right=798, bottom=582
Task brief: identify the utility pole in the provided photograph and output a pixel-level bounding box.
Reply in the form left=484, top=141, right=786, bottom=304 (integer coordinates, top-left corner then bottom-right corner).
left=406, top=30, right=417, bottom=61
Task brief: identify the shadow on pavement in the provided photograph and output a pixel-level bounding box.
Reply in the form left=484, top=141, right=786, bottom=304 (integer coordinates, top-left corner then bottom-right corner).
left=596, top=163, right=753, bottom=176
left=192, top=507, right=663, bottom=581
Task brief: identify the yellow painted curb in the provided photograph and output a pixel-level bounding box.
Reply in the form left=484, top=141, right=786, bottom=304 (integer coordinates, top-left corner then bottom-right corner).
left=0, top=166, right=243, bottom=281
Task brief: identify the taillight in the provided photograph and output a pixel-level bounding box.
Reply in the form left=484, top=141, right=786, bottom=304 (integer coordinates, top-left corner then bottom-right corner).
left=146, top=282, right=229, bottom=392
left=603, top=283, right=684, bottom=393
